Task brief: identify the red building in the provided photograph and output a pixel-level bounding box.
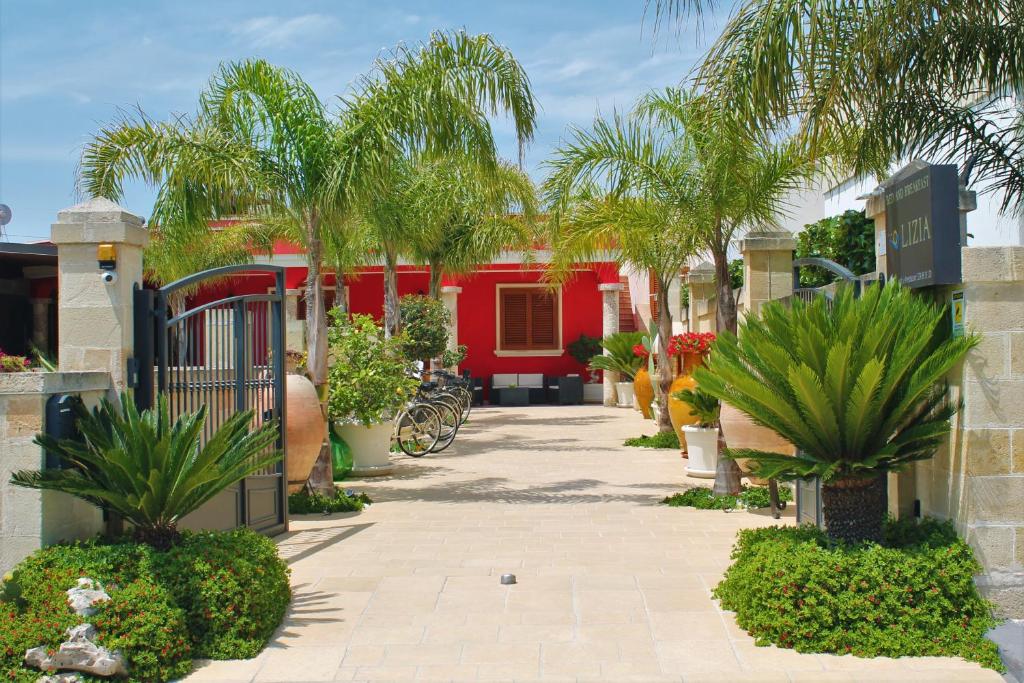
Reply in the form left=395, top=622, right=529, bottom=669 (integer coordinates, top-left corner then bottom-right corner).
left=187, top=239, right=638, bottom=403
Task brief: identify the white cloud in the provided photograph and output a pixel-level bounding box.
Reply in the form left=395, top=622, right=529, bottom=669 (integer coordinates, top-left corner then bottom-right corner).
left=231, top=14, right=340, bottom=49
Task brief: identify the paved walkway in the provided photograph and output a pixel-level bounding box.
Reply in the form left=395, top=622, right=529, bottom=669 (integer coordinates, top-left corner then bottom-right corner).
left=184, top=405, right=1002, bottom=682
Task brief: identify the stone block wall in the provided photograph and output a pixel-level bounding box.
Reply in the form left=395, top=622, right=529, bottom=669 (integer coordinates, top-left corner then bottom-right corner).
left=911, top=246, right=1024, bottom=616
left=0, top=371, right=110, bottom=575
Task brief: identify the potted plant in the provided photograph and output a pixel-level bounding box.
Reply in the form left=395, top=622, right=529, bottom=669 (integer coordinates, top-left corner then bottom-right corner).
left=694, top=284, right=977, bottom=543
left=632, top=340, right=655, bottom=418
left=666, top=332, right=716, bottom=449
left=673, top=388, right=720, bottom=478
left=588, top=331, right=644, bottom=407
left=327, top=314, right=419, bottom=476
left=399, top=294, right=452, bottom=374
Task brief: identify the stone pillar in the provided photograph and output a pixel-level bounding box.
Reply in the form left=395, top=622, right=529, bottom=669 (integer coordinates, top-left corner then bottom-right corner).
left=51, top=198, right=148, bottom=393
left=940, top=246, right=1024, bottom=617
left=284, top=289, right=304, bottom=354
left=0, top=371, right=110, bottom=574
left=440, top=286, right=461, bottom=369
left=684, top=262, right=717, bottom=333
left=598, top=282, right=623, bottom=406
left=739, top=231, right=796, bottom=318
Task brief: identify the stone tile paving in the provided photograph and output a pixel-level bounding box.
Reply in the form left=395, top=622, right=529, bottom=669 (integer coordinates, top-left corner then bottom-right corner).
left=183, top=405, right=1002, bottom=682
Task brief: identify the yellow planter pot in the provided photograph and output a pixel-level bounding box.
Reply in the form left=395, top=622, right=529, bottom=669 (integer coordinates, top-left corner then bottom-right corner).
left=668, top=373, right=699, bottom=451
left=633, top=367, right=655, bottom=419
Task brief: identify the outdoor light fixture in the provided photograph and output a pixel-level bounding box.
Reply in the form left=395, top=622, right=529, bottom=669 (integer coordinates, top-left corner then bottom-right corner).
left=97, top=243, right=117, bottom=271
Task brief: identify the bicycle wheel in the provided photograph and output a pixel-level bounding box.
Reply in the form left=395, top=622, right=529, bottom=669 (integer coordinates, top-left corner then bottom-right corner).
left=434, top=393, right=465, bottom=428
left=430, top=398, right=461, bottom=452
left=450, top=385, right=472, bottom=423
left=395, top=402, right=441, bottom=457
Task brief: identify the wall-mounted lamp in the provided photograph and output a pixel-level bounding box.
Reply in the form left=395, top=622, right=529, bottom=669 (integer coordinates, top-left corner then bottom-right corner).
left=97, top=243, right=117, bottom=271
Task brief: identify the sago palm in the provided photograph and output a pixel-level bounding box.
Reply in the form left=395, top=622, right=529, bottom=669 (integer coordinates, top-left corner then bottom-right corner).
left=588, top=331, right=645, bottom=381
left=11, top=394, right=280, bottom=550
left=693, top=283, right=977, bottom=543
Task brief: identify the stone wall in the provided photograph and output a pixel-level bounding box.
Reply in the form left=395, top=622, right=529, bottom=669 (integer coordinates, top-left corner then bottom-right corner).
left=0, top=371, right=110, bottom=574
left=912, top=246, right=1024, bottom=616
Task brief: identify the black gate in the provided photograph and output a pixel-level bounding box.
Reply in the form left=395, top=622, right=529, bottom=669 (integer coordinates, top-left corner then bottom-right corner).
left=132, top=264, right=288, bottom=536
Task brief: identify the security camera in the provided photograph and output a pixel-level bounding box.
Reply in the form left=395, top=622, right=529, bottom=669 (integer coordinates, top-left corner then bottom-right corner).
left=101, top=271, right=118, bottom=285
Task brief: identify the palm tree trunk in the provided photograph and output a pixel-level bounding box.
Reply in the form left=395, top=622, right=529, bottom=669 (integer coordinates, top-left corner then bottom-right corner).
left=655, top=275, right=674, bottom=434
left=428, top=259, right=443, bottom=300
left=304, top=233, right=328, bottom=387
left=303, top=219, right=334, bottom=496
left=169, top=293, right=188, bottom=367
left=712, top=234, right=738, bottom=335
left=383, top=249, right=401, bottom=338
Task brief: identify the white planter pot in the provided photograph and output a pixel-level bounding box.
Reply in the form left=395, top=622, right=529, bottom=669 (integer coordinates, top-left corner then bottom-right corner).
left=616, top=381, right=634, bottom=408
left=583, top=382, right=604, bottom=404
left=683, top=425, right=719, bottom=478
left=333, top=420, right=395, bottom=477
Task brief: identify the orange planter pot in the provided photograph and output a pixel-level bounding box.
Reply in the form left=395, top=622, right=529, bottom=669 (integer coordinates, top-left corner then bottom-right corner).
left=285, top=374, right=327, bottom=492
left=667, top=353, right=704, bottom=452
left=633, top=367, right=654, bottom=419
left=719, top=402, right=796, bottom=485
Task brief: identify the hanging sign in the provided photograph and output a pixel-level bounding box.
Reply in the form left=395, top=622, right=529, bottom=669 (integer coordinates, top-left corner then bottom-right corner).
left=885, top=164, right=962, bottom=288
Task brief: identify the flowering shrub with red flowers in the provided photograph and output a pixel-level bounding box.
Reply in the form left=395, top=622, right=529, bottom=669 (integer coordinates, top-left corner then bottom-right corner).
left=0, top=349, right=31, bottom=373
left=667, top=332, right=716, bottom=357
left=632, top=343, right=649, bottom=359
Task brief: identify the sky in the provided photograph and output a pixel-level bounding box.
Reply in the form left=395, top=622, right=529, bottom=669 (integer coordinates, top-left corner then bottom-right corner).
left=0, top=0, right=720, bottom=241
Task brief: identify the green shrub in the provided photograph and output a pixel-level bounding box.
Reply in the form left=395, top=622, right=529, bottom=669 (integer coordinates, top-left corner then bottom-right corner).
left=289, top=489, right=373, bottom=514
left=154, top=530, right=291, bottom=659
left=662, top=485, right=792, bottom=510
left=0, top=528, right=291, bottom=680
left=795, top=210, right=875, bottom=288
left=712, top=518, right=1002, bottom=670
left=94, top=579, right=192, bottom=681
left=624, top=431, right=679, bottom=449
left=398, top=295, right=451, bottom=361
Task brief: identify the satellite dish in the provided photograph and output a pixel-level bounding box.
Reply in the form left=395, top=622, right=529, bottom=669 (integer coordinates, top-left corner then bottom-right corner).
left=0, top=204, right=10, bottom=226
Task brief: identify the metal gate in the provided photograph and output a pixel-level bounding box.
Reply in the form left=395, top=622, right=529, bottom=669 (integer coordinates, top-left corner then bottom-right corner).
left=132, top=264, right=288, bottom=536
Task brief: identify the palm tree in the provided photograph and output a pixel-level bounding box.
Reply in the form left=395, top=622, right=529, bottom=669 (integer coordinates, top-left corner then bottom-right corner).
left=80, top=30, right=538, bottom=386
left=652, top=0, right=1023, bottom=213
left=543, top=106, right=702, bottom=432
left=635, top=88, right=815, bottom=334
left=404, top=156, right=538, bottom=299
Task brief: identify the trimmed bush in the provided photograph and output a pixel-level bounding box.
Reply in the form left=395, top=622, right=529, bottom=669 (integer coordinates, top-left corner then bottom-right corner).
left=94, top=579, right=192, bottom=681
left=712, top=518, right=1002, bottom=670
left=662, top=485, right=792, bottom=510
left=0, top=528, right=290, bottom=681
left=289, top=490, right=373, bottom=514
left=153, top=530, right=291, bottom=659
left=624, top=431, right=679, bottom=449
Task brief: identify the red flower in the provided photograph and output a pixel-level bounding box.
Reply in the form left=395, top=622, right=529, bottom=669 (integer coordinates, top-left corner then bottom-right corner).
left=666, top=332, right=717, bottom=356
left=632, top=343, right=649, bottom=359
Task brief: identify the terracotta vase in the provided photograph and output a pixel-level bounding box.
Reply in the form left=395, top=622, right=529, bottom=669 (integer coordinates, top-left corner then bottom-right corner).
left=285, top=374, right=327, bottom=492
left=633, top=367, right=655, bottom=419
left=719, top=402, right=796, bottom=485
left=667, top=353, right=703, bottom=452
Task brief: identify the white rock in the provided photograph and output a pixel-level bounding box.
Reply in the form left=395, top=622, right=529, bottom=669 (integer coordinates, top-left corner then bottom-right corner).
left=65, top=578, right=109, bottom=617
left=38, top=674, right=83, bottom=683
left=25, top=646, right=53, bottom=671
left=24, top=621, right=128, bottom=679
left=64, top=624, right=97, bottom=643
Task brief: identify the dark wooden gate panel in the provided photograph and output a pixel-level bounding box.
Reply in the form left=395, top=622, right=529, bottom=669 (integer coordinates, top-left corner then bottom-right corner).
left=133, top=265, right=288, bottom=536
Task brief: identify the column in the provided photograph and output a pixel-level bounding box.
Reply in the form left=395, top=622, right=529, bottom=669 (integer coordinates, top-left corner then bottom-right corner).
left=738, top=231, right=796, bottom=319
left=50, top=198, right=148, bottom=393
left=684, top=263, right=717, bottom=333
left=440, top=286, right=461, bottom=370
left=284, top=289, right=304, bottom=354
left=598, top=282, right=623, bottom=406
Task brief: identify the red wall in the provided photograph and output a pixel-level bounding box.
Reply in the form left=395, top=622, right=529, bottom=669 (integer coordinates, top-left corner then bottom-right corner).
left=452, top=268, right=605, bottom=383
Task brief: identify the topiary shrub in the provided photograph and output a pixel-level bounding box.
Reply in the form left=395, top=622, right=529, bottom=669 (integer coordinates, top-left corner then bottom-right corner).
left=154, top=529, right=291, bottom=659
left=712, top=518, right=1002, bottom=670
left=93, top=579, right=192, bottom=682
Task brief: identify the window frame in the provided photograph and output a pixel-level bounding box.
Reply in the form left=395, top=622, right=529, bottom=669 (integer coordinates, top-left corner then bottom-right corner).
left=494, top=283, right=563, bottom=357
